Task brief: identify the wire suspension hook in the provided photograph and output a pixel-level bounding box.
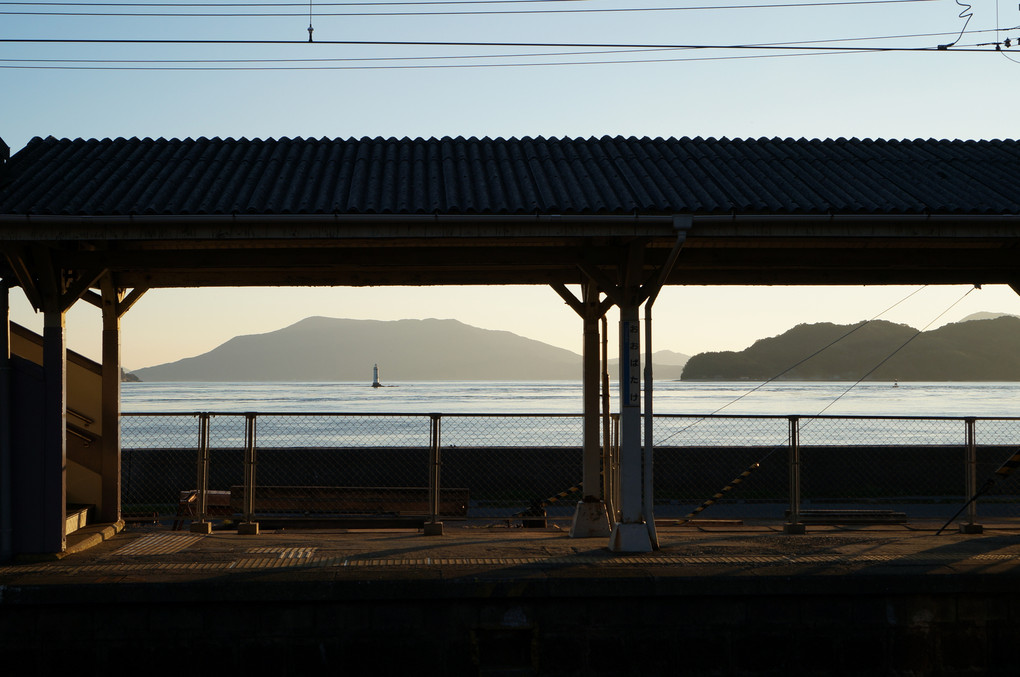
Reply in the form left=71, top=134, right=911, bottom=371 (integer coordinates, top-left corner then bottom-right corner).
left=938, top=0, right=974, bottom=49
left=307, top=0, right=314, bottom=42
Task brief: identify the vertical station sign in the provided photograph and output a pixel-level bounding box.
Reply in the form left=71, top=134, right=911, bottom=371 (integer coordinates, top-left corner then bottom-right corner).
left=623, top=320, right=640, bottom=407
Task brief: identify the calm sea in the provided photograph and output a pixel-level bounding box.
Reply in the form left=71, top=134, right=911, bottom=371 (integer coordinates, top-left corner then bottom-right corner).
left=122, top=380, right=1020, bottom=418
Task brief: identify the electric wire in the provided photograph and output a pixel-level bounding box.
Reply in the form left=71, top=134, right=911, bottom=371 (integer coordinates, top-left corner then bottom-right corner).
left=2, top=27, right=1009, bottom=71
left=996, top=0, right=1020, bottom=64
left=811, top=286, right=976, bottom=418
left=0, top=48, right=901, bottom=70
left=938, top=0, right=973, bottom=49
left=0, top=37, right=1000, bottom=52
left=2, top=2, right=1013, bottom=69
left=0, top=0, right=938, bottom=16
left=1, top=1, right=585, bottom=4
left=658, top=285, right=929, bottom=446
left=679, top=285, right=979, bottom=523
left=0, top=46, right=680, bottom=64
left=1, top=32, right=1009, bottom=70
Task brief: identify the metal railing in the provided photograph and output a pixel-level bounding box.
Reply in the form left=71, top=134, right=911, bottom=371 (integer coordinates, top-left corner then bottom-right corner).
left=120, top=412, right=1020, bottom=530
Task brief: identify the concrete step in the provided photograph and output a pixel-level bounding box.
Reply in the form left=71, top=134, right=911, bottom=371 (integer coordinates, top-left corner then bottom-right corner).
left=65, top=504, right=94, bottom=536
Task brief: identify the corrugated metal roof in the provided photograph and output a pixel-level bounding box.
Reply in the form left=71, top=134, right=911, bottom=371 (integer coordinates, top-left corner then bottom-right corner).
left=2, top=135, right=1019, bottom=217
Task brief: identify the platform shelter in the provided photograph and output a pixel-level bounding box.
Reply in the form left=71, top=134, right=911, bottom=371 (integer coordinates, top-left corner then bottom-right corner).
left=2, top=135, right=1020, bottom=557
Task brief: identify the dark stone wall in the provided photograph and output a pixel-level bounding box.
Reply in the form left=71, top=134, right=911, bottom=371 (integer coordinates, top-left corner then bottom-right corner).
left=1, top=576, right=1018, bottom=676
left=121, top=444, right=1020, bottom=518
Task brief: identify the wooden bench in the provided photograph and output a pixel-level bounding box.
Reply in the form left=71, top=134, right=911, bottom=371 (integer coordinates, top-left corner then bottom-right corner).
left=228, top=485, right=470, bottom=518
left=786, top=509, right=907, bottom=525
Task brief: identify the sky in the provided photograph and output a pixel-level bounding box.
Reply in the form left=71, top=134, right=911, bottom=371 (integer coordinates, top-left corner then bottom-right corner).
left=4, top=0, right=1020, bottom=370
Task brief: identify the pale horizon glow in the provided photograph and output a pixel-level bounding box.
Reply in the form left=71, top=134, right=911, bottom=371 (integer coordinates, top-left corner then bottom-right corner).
left=5, top=0, right=1020, bottom=368
left=8, top=283, right=1019, bottom=371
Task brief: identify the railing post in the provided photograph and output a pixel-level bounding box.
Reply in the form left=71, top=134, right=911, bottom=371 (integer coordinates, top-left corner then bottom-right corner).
left=238, top=413, right=260, bottom=535
left=189, top=413, right=212, bottom=534
left=424, top=413, right=444, bottom=536
left=607, top=413, right=620, bottom=523
left=784, top=416, right=806, bottom=534
left=961, top=417, right=983, bottom=534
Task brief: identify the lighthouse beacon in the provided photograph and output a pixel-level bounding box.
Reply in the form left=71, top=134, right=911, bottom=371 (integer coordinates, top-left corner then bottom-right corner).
left=372, top=364, right=381, bottom=388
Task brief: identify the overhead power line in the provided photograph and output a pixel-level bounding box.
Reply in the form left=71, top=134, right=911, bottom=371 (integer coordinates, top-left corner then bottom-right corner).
left=2, top=26, right=1011, bottom=65
left=0, top=37, right=1002, bottom=52
left=3, top=42, right=1012, bottom=69
left=1, top=0, right=583, bottom=4
left=0, top=0, right=938, bottom=15
left=0, top=48, right=892, bottom=69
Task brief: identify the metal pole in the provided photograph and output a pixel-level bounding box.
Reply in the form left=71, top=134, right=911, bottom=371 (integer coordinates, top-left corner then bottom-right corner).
left=424, top=413, right=443, bottom=535
left=785, top=416, right=805, bottom=534
left=961, top=418, right=983, bottom=534
left=238, top=413, right=259, bottom=535
left=582, top=282, right=602, bottom=500
left=643, top=302, right=659, bottom=550
left=190, top=413, right=212, bottom=534
left=637, top=215, right=688, bottom=548
left=612, top=414, right=621, bottom=523
left=0, top=283, right=12, bottom=561
left=601, top=316, right=614, bottom=521
left=609, top=301, right=652, bottom=552
left=569, top=281, right=612, bottom=538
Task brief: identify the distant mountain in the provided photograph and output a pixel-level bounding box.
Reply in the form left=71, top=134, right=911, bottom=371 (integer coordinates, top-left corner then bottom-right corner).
left=133, top=317, right=590, bottom=382
left=608, top=350, right=689, bottom=380
left=681, top=316, right=1020, bottom=381
left=133, top=317, right=693, bottom=382
left=960, top=312, right=1020, bottom=322
left=647, top=349, right=691, bottom=367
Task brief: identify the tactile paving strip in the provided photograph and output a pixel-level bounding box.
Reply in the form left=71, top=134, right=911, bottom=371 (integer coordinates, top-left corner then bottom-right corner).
left=1, top=550, right=1016, bottom=576
left=245, top=547, right=318, bottom=559
left=109, top=533, right=206, bottom=556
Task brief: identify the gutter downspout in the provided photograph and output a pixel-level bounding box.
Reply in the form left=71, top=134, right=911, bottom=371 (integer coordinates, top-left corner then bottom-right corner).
left=642, top=216, right=691, bottom=550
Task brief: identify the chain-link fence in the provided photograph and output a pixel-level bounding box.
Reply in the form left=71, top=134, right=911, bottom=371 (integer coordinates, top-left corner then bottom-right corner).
left=121, top=412, right=1020, bottom=529
left=652, top=415, right=1020, bottom=524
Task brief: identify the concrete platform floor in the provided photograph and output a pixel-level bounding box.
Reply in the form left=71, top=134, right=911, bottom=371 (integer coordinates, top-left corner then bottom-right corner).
left=6, top=518, right=1020, bottom=585
left=9, top=519, right=1020, bottom=676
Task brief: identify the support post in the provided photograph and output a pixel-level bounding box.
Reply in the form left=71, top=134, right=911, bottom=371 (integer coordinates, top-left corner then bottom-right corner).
left=190, top=413, right=212, bottom=534
left=42, top=309, right=67, bottom=552
left=960, top=417, right=983, bottom=534
left=424, top=413, right=444, bottom=535
left=601, top=317, right=617, bottom=522
left=238, top=413, right=259, bottom=535
left=643, top=300, right=658, bottom=549
left=0, top=283, right=12, bottom=561
left=609, top=300, right=652, bottom=552
left=570, top=281, right=611, bottom=537
left=99, top=278, right=122, bottom=524
left=784, top=416, right=806, bottom=534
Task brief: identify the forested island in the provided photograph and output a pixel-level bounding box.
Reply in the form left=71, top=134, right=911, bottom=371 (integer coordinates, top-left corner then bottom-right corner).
left=681, top=316, right=1020, bottom=381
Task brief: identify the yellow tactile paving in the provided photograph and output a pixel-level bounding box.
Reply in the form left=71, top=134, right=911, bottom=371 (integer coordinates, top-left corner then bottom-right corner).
left=110, top=532, right=205, bottom=556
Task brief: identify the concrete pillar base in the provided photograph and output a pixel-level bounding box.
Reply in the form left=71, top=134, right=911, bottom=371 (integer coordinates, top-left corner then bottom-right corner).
left=609, top=522, right=652, bottom=553
left=423, top=521, right=444, bottom=536
left=569, top=500, right=611, bottom=538
left=783, top=523, right=807, bottom=535
left=959, top=523, right=984, bottom=534
left=238, top=522, right=260, bottom=535
left=189, top=522, right=212, bottom=534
